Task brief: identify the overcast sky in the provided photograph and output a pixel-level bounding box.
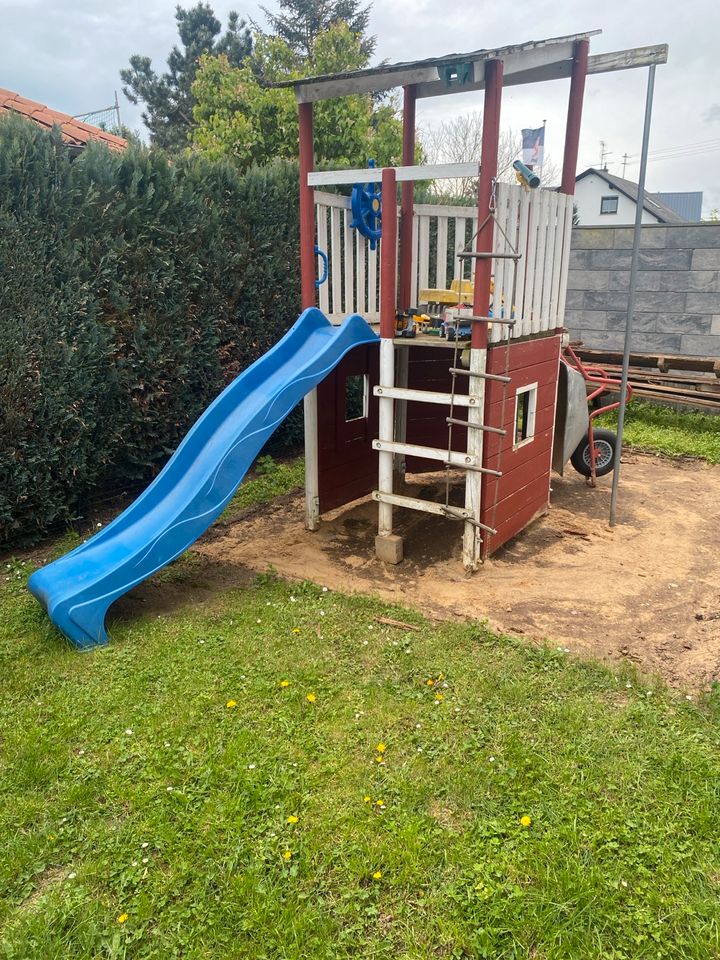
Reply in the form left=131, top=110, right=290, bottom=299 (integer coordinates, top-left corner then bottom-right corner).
left=2, top=0, right=719, bottom=213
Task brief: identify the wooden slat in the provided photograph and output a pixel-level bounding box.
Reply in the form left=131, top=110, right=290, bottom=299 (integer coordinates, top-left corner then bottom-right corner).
left=539, top=190, right=557, bottom=332
left=373, top=439, right=477, bottom=468
left=316, top=203, right=329, bottom=315
left=411, top=212, right=419, bottom=307
left=418, top=215, right=430, bottom=298
left=368, top=240, right=378, bottom=315
left=373, top=385, right=476, bottom=407
left=330, top=206, right=342, bottom=316
left=343, top=208, right=354, bottom=314
left=530, top=189, right=548, bottom=335
left=308, top=162, right=480, bottom=186
left=356, top=232, right=366, bottom=315
left=555, top=198, right=574, bottom=327
left=436, top=216, right=448, bottom=290
left=514, top=187, right=531, bottom=338
left=454, top=217, right=467, bottom=279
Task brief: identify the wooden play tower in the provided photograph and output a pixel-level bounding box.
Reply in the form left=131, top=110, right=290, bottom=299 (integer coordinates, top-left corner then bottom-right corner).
left=273, top=33, right=668, bottom=570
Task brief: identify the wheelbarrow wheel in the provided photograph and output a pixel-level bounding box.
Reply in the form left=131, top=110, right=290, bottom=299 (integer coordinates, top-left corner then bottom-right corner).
left=570, top=428, right=617, bottom=478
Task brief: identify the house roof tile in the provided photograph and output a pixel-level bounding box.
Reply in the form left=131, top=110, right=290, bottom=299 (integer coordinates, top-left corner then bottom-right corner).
left=0, top=88, right=128, bottom=151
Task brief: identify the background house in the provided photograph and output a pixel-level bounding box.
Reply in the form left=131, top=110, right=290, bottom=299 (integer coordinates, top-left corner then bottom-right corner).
left=574, top=167, right=703, bottom=226
left=0, top=88, right=127, bottom=152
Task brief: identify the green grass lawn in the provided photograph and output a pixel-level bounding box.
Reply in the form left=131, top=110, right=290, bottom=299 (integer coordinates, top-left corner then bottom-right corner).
left=600, top=402, right=720, bottom=464
left=2, top=560, right=720, bottom=959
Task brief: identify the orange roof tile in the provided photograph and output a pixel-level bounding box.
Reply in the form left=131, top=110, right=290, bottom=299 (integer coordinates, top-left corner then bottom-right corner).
left=0, top=88, right=128, bottom=151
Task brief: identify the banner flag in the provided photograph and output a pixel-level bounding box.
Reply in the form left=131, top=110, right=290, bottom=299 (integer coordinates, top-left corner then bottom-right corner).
left=521, top=126, right=545, bottom=168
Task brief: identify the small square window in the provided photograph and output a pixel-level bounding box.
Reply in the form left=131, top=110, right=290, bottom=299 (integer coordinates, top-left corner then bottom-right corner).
left=514, top=383, right=538, bottom=448
left=600, top=195, right=618, bottom=215
left=345, top=374, right=368, bottom=421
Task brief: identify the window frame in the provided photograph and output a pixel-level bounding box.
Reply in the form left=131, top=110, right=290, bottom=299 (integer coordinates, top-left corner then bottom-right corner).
left=513, top=382, right=538, bottom=450
left=344, top=373, right=369, bottom=422
left=600, top=194, right=619, bottom=215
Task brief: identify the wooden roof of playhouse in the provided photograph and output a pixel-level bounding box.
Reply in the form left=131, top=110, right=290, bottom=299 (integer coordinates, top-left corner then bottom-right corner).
left=270, top=31, right=668, bottom=102
left=0, top=88, right=128, bottom=152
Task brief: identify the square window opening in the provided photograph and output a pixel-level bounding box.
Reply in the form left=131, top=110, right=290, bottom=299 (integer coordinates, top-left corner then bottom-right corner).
left=514, top=383, right=538, bottom=448
left=600, top=195, right=618, bottom=215
left=345, top=374, right=368, bottom=421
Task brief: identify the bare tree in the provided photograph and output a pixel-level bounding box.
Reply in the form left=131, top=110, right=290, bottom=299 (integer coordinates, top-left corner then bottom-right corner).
left=420, top=110, right=560, bottom=202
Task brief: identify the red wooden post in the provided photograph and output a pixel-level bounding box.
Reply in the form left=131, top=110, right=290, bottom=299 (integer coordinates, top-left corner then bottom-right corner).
left=380, top=167, right=398, bottom=338
left=298, top=101, right=316, bottom=310
left=398, top=84, right=417, bottom=311
left=560, top=39, right=589, bottom=195
left=472, top=58, right=504, bottom=351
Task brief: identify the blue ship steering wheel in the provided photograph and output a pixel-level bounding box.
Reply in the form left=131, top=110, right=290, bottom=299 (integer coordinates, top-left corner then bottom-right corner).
left=350, top=160, right=382, bottom=250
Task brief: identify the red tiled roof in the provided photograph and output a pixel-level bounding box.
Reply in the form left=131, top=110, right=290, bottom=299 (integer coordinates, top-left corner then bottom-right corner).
left=0, top=88, right=128, bottom=151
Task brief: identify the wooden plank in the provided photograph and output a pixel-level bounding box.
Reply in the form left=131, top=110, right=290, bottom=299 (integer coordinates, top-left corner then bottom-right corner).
left=540, top=190, right=558, bottom=332
left=356, top=231, right=366, bottom=315
left=555, top=197, right=574, bottom=328
left=373, top=490, right=475, bottom=521
left=313, top=189, right=350, bottom=209
left=487, top=334, right=560, bottom=374
left=530, top=189, right=548, bottom=335
left=418, top=216, right=430, bottom=297
left=411, top=212, right=419, bottom=307
left=373, top=439, right=476, bottom=468
left=514, top=187, right=531, bottom=338
left=308, top=162, right=480, bottom=187
left=436, top=216, right=448, bottom=290
left=368, top=240, right=378, bottom=315
left=522, top=189, right=539, bottom=337
left=573, top=347, right=720, bottom=375
left=343, top=208, right=354, bottom=315
left=316, top=203, right=329, bottom=315
left=587, top=44, right=669, bottom=75
left=373, top=385, right=476, bottom=407
left=454, top=217, right=467, bottom=278
left=330, top=206, right=342, bottom=316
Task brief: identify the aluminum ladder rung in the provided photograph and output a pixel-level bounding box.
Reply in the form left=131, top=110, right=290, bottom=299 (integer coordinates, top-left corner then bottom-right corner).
left=457, top=251, right=522, bottom=261
left=446, top=416, right=506, bottom=437
left=372, top=491, right=496, bottom=535
left=449, top=367, right=511, bottom=384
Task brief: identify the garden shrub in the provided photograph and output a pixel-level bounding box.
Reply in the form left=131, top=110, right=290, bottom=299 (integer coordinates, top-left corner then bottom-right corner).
left=0, top=114, right=302, bottom=545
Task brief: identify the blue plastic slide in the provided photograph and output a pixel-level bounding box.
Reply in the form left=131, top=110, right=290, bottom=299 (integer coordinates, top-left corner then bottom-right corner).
left=29, top=308, right=377, bottom=649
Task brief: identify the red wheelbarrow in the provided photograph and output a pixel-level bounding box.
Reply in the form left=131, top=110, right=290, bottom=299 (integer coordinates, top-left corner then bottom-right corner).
left=553, top=342, right=633, bottom=487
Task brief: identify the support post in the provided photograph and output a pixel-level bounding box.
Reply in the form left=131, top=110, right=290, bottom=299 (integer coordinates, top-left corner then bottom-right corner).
left=609, top=65, right=656, bottom=527
left=398, top=84, right=417, bottom=312
left=561, top=39, right=589, bottom=196
left=299, top=102, right=320, bottom=530
left=464, top=58, right=503, bottom=571
left=376, top=167, right=402, bottom=563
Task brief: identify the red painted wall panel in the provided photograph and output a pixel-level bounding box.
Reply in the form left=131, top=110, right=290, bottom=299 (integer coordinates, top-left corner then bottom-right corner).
left=317, top=343, right=379, bottom=513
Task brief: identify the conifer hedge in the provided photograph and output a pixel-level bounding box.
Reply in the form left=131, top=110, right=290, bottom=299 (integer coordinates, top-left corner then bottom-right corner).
left=0, top=114, right=301, bottom=545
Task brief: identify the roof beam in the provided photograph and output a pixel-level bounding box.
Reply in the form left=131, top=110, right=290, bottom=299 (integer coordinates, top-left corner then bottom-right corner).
left=587, top=44, right=668, bottom=74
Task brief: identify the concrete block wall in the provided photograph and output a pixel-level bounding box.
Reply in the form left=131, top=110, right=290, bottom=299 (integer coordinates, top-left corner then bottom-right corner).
left=565, top=224, right=720, bottom=357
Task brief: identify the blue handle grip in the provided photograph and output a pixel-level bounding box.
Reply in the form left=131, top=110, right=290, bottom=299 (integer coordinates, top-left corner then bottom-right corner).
left=315, top=245, right=328, bottom=288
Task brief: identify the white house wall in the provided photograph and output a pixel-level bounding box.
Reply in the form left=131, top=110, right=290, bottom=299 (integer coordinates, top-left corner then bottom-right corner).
left=574, top=173, right=659, bottom=227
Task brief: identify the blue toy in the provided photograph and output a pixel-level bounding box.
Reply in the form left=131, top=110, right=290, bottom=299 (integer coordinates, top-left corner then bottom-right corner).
left=350, top=159, right=382, bottom=249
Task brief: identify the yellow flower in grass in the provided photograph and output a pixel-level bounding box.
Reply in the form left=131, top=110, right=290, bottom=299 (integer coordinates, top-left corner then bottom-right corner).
left=426, top=679, right=434, bottom=687
left=363, top=795, right=372, bottom=803
left=375, top=799, right=385, bottom=808
left=306, top=693, right=317, bottom=703
left=226, top=700, right=238, bottom=709
left=376, top=743, right=386, bottom=754
left=375, top=755, right=384, bottom=764
left=279, top=680, right=290, bottom=688
left=520, top=815, right=532, bottom=828
left=434, top=693, right=444, bottom=702
left=117, top=913, right=129, bottom=924
left=283, top=850, right=293, bottom=860
left=372, top=871, right=382, bottom=880
left=292, top=628, right=301, bottom=634
left=287, top=815, right=299, bottom=824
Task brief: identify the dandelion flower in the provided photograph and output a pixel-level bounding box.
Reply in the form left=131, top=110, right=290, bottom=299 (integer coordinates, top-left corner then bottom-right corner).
left=292, top=628, right=301, bottom=634
left=426, top=679, right=434, bottom=687
left=372, top=871, right=382, bottom=880
left=287, top=815, right=299, bottom=824
left=435, top=693, right=444, bottom=702
left=306, top=693, right=316, bottom=703
left=363, top=795, right=371, bottom=803
left=280, top=680, right=290, bottom=688
left=376, top=743, right=386, bottom=753
left=375, top=799, right=385, bottom=808
left=226, top=700, right=238, bottom=709
left=282, top=850, right=293, bottom=860
left=117, top=913, right=129, bottom=924
left=520, top=815, right=532, bottom=828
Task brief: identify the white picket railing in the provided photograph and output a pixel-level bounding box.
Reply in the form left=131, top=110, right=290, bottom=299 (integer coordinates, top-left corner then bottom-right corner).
left=314, top=184, right=574, bottom=340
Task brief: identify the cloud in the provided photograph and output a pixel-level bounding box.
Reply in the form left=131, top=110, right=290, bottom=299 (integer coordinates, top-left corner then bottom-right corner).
left=704, top=104, right=720, bottom=123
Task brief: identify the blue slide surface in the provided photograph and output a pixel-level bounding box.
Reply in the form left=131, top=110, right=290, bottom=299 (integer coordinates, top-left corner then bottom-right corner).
left=29, top=309, right=377, bottom=649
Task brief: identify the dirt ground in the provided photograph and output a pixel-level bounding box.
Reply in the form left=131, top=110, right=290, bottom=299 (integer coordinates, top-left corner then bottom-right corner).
left=190, top=453, right=720, bottom=690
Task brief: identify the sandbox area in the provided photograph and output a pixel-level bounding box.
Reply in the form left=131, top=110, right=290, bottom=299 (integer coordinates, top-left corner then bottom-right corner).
left=189, top=453, right=720, bottom=689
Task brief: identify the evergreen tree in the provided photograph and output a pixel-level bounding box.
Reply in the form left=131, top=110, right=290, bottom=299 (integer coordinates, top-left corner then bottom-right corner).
left=121, top=3, right=252, bottom=152
left=260, top=0, right=375, bottom=60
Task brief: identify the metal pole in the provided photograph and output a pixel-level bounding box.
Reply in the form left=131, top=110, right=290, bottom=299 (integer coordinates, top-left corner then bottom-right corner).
left=609, top=64, right=656, bottom=526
